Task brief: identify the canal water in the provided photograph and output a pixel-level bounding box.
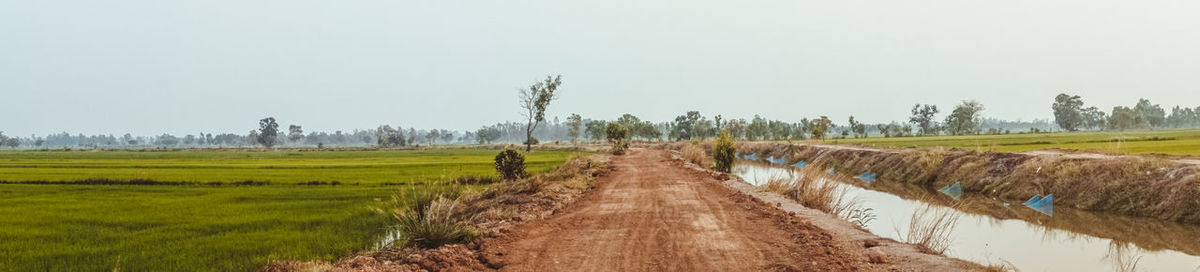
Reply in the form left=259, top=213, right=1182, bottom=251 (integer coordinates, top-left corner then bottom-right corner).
left=734, top=160, right=1200, bottom=272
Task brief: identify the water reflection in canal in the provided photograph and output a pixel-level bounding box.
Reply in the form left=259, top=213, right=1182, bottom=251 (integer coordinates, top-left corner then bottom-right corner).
left=734, top=160, right=1200, bottom=272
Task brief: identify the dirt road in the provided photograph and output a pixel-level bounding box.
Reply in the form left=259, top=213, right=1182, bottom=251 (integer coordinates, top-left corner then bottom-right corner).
left=479, top=149, right=863, bottom=271
left=279, top=148, right=981, bottom=271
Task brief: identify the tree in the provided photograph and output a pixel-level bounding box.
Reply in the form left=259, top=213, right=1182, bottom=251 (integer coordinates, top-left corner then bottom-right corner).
left=768, top=120, right=791, bottom=140
left=616, top=114, right=641, bottom=128
left=1134, top=98, right=1166, bottom=128
left=475, top=127, right=501, bottom=144
left=1052, top=94, right=1085, bottom=131
left=712, top=130, right=736, bottom=173
left=376, top=125, right=406, bottom=147
left=671, top=111, right=703, bottom=140
left=695, top=119, right=716, bottom=140
left=726, top=119, right=747, bottom=140
left=0, top=132, right=18, bottom=149
left=747, top=115, right=769, bottom=140
left=585, top=120, right=607, bottom=142
left=909, top=104, right=940, bottom=136
left=876, top=124, right=889, bottom=138
left=440, top=129, right=455, bottom=144
left=944, top=100, right=985, bottom=136
left=1190, top=106, right=1200, bottom=127
left=257, top=117, right=279, bottom=148
left=1167, top=106, right=1191, bottom=128
left=1109, top=106, right=1148, bottom=131
left=566, top=114, right=583, bottom=145
left=288, top=125, right=304, bottom=143
left=1082, top=107, right=1107, bottom=130
left=519, top=74, right=562, bottom=151
left=848, top=116, right=867, bottom=138
left=616, top=114, right=643, bottom=140
left=406, top=128, right=417, bottom=146
left=633, top=121, right=661, bottom=141
left=425, top=130, right=440, bottom=145
left=810, top=116, right=833, bottom=140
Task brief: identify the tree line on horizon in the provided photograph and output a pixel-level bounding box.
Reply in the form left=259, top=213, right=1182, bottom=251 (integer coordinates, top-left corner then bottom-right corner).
left=1, top=91, right=1194, bottom=149
left=1052, top=93, right=1200, bottom=132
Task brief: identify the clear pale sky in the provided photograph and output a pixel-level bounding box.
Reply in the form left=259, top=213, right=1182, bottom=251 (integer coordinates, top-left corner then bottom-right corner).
left=2, top=0, right=1198, bottom=136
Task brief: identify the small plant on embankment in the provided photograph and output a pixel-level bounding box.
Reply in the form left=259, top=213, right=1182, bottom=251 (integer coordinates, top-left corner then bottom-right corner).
left=495, top=149, right=528, bottom=180
left=606, top=122, right=630, bottom=155
left=712, top=129, right=736, bottom=173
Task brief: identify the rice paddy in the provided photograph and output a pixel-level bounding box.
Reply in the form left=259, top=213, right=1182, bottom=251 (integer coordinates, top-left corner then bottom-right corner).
left=0, top=149, right=582, bottom=271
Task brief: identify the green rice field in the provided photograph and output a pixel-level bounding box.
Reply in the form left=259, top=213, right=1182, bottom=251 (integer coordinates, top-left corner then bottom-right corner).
left=0, top=149, right=582, bottom=271
left=824, top=129, right=1200, bottom=156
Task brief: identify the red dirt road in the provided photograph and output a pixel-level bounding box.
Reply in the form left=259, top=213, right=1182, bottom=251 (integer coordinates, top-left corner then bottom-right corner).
left=480, top=149, right=862, bottom=271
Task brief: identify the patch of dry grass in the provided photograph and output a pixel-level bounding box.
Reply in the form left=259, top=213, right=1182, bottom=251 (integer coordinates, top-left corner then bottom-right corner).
left=377, top=155, right=607, bottom=250
left=759, top=169, right=856, bottom=216
left=904, top=203, right=961, bottom=255
left=681, top=142, right=713, bottom=169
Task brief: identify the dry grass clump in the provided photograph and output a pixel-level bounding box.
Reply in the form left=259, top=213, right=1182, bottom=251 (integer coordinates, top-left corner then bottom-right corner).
left=759, top=169, right=855, bottom=216
left=681, top=142, right=713, bottom=169
left=377, top=156, right=607, bottom=250
left=389, top=196, right=480, bottom=249
left=904, top=203, right=961, bottom=255
left=374, top=182, right=478, bottom=249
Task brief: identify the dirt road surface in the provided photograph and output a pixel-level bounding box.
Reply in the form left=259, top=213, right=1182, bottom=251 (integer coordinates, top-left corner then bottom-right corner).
left=478, top=149, right=977, bottom=271
left=481, top=149, right=854, bottom=271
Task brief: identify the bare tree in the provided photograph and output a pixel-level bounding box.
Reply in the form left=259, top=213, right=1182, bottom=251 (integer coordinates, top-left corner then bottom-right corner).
left=519, top=74, right=562, bottom=151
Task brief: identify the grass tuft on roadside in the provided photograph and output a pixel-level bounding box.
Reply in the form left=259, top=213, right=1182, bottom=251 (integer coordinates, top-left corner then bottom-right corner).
left=903, top=203, right=961, bottom=255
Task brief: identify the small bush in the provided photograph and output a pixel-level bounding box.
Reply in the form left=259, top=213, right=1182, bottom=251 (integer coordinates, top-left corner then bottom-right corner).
left=606, top=123, right=630, bottom=155
left=494, top=149, right=527, bottom=180
left=712, top=129, right=736, bottom=173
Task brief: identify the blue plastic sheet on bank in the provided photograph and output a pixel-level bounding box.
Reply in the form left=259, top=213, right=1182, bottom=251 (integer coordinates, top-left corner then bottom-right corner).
left=1025, top=194, right=1054, bottom=216
left=938, top=182, right=963, bottom=200
left=1024, top=195, right=1042, bottom=206
left=744, top=153, right=758, bottom=160
left=857, top=171, right=876, bottom=183
left=791, top=161, right=807, bottom=168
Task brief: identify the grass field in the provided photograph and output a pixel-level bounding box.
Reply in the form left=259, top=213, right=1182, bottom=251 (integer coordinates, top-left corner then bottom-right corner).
left=0, top=149, right=579, bottom=184
left=0, top=149, right=582, bottom=272
left=823, top=129, right=1200, bottom=156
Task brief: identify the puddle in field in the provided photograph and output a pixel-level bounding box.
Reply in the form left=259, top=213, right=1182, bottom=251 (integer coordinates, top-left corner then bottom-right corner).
left=734, top=160, right=1200, bottom=272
